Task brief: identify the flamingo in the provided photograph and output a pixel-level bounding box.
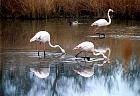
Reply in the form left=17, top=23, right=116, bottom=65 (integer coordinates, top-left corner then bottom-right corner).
left=73, top=41, right=110, bottom=60
left=91, top=9, right=114, bottom=27
left=91, top=9, right=114, bottom=38
left=30, top=31, right=65, bottom=57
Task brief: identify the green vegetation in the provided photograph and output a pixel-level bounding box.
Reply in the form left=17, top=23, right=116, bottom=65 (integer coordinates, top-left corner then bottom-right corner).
left=1, top=0, right=140, bottom=19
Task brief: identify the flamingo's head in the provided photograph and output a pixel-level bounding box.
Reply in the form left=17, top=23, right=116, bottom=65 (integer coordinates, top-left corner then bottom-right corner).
left=109, top=9, right=114, bottom=12
left=30, top=37, right=37, bottom=42
left=61, top=48, right=66, bottom=54
left=30, top=35, right=41, bottom=42
left=91, top=23, right=96, bottom=26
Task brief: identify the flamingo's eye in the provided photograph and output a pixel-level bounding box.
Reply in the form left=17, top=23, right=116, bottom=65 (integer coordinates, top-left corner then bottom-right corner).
left=38, top=36, right=41, bottom=40
left=79, top=46, right=81, bottom=49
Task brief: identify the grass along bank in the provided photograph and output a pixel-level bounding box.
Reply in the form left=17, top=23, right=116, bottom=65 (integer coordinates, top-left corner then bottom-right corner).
left=1, top=0, right=140, bottom=19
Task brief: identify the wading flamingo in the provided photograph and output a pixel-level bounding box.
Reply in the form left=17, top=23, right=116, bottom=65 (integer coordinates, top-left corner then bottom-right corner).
left=73, top=41, right=111, bottom=60
left=30, top=31, right=65, bottom=57
left=91, top=9, right=114, bottom=27
left=91, top=9, right=114, bottom=38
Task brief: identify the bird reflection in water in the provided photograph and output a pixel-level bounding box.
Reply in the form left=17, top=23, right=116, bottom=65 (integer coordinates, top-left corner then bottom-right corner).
left=94, top=48, right=111, bottom=62
left=30, top=67, right=50, bottom=78
left=73, top=65, right=94, bottom=78
left=30, top=53, right=66, bottom=78
left=73, top=58, right=109, bottom=78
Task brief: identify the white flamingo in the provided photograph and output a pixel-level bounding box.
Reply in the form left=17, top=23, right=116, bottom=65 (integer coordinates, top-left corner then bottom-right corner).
left=30, top=31, right=65, bottom=57
left=91, top=9, right=114, bottom=37
left=73, top=41, right=111, bottom=60
left=91, top=9, right=114, bottom=27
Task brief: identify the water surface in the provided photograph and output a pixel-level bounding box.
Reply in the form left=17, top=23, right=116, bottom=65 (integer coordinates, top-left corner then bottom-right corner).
left=0, top=19, right=140, bottom=96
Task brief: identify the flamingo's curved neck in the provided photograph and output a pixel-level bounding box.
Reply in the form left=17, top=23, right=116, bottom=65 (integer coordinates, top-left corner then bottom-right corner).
left=48, top=41, right=65, bottom=53
left=107, top=10, right=111, bottom=25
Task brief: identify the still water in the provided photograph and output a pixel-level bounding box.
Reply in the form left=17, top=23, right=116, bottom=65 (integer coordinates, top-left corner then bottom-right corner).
left=0, top=19, right=140, bottom=96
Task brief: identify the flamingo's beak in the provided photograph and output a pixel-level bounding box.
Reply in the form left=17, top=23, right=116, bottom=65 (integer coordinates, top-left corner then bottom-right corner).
left=30, top=37, right=36, bottom=42
left=73, top=47, right=77, bottom=50
left=61, top=49, right=66, bottom=54
left=91, top=23, right=94, bottom=26
left=73, top=48, right=76, bottom=50
left=30, top=39, right=33, bottom=42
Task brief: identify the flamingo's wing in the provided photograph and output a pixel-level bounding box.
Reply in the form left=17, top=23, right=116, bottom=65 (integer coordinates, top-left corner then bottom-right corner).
left=91, top=19, right=108, bottom=26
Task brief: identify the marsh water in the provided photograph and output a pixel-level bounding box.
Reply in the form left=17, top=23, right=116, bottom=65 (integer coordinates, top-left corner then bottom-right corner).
left=0, top=19, right=140, bottom=96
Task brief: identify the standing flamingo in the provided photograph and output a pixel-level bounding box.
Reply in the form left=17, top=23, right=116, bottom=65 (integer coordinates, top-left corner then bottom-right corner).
left=91, top=9, right=114, bottom=27
left=91, top=9, right=114, bottom=38
left=30, top=31, right=65, bottom=57
left=73, top=41, right=110, bottom=60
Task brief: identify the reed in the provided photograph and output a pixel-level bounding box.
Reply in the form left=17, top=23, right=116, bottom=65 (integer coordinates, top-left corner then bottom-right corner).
left=1, top=0, right=140, bottom=19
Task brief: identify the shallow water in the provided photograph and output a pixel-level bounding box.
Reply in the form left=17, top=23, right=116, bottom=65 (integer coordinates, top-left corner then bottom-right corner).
left=0, top=19, right=140, bottom=96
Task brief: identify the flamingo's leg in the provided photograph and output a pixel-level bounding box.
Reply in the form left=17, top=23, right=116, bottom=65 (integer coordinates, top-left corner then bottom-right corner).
left=89, top=26, right=99, bottom=35
left=38, top=42, right=41, bottom=56
left=43, top=43, right=46, bottom=58
left=99, top=33, right=105, bottom=39
left=38, top=51, right=39, bottom=56
left=83, top=52, right=90, bottom=61
left=94, top=27, right=100, bottom=34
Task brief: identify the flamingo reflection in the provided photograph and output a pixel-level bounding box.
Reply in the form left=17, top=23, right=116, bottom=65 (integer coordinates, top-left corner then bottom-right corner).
left=74, top=66, right=94, bottom=78
left=30, top=67, right=50, bottom=78
left=29, top=53, right=65, bottom=78
left=73, top=58, right=109, bottom=77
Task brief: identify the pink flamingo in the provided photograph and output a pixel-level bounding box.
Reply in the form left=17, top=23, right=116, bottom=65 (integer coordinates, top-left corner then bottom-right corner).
left=73, top=41, right=110, bottom=60
left=91, top=9, right=114, bottom=38
left=30, top=31, right=65, bottom=57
